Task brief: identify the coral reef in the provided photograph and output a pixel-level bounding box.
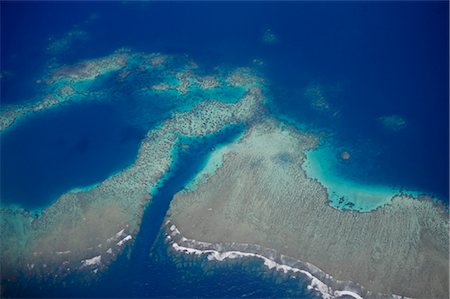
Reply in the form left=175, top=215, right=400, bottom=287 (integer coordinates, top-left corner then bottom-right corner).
left=262, top=28, right=278, bottom=44
left=46, top=30, right=89, bottom=55
left=0, top=53, right=265, bottom=285
left=378, top=115, right=407, bottom=131
left=168, top=119, right=449, bottom=299
left=1, top=49, right=447, bottom=299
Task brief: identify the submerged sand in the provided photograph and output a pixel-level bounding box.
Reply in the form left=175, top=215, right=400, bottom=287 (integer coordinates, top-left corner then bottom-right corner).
left=168, top=119, right=449, bottom=299
left=1, top=48, right=447, bottom=299
left=0, top=51, right=265, bottom=286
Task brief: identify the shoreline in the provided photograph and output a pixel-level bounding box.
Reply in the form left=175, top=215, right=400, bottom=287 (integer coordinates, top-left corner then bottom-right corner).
left=1, top=48, right=447, bottom=299
left=0, top=54, right=267, bottom=289
left=167, top=118, right=448, bottom=298
left=164, top=220, right=410, bottom=299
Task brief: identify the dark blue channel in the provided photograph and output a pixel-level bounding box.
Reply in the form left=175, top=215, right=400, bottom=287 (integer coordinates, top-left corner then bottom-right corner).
left=2, top=124, right=314, bottom=298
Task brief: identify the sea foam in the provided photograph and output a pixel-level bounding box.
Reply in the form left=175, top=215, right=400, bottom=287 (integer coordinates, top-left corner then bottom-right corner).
left=167, top=221, right=367, bottom=299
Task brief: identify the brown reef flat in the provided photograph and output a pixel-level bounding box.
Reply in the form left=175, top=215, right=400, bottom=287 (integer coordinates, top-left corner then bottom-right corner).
left=1, top=48, right=447, bottom=299
left=0, top=61, right=265, bottom=287
left=168, top=119, right=449, bottom=299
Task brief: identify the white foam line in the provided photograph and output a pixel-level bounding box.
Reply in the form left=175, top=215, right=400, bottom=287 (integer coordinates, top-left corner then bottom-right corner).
left=165, top=220, right=392, bottom=299
left=167, top=221, right=415, bottom=298
left=334, top=290, right=364, bottom=299
left=117, top=235, right=132, bottom=246
left=171, top=242, right=334, bottom=299
left=80, top=255, right=101, bottom=268
left=115, top=229, right=125, bottom=238
left=107, top=228, right=126, bottom=243
left=167, top=222, right=376, bottom=298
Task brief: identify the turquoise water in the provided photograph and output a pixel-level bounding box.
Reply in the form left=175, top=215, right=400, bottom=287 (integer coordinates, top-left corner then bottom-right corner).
left=4, top=125, right=315, bottom=299
left=133, top=125, right=245, bottom=268
left=303, top=141, right=410, bottom=212
left=0, top=61, right=246, bottom=210
left=2, top=2, right=447, bottom=204
left=1, top=1, right=448, bottom=297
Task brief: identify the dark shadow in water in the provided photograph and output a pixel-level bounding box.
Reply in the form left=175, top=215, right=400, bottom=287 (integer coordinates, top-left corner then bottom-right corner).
left=3, top=124, right=315, bottom=298
left=131, top=125, right=245, bottom=270
left=88, top=123, right=313, bottom=298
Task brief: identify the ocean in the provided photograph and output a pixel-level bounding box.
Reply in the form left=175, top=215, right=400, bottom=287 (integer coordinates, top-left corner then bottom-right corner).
left=1, top=1, right=448, bottom=297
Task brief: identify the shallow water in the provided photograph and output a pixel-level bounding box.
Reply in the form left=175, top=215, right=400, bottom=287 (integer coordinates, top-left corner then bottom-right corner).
left=4, top=125, right=315, bottom=299
left=262, top=1, right=449, bottom=200
left=1, top=1, right=448, bottom=297
left=2, top=2, right=448, bottom=206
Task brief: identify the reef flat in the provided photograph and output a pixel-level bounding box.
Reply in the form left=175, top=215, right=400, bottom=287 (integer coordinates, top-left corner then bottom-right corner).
left=167, top=119, right=449, bottom=299
left=0, top=49, right=128, bottom=132
left=1, top=48, right=447, bottom=299
left=0, top=49, right=247, bottom=133
left=0, top=52, right=264, bottom=288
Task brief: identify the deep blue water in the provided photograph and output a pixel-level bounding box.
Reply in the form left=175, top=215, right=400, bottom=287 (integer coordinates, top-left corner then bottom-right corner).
left=1, top=101, right=145, bottom=209
left=3, top=126, right=315, bottom=299
left=1, top=1, right=448, bottom=297
left=0, top=92, right=180, bottom=210
left=2, top=1, right=448, bottom=201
